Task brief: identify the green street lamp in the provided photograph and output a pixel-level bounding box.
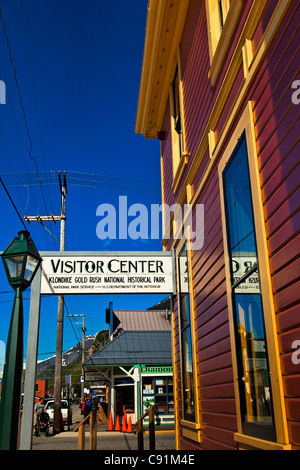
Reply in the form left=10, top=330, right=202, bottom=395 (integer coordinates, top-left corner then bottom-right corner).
left=0, top=230, right=42, bottom=450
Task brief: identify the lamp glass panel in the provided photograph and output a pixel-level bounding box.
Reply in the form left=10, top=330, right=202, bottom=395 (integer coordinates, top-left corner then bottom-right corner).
left=24, top=254, right=39, bottom=282
left=6, top=256, right=25, bottom=279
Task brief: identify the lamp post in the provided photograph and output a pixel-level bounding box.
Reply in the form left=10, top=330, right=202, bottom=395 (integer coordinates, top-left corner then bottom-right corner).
left=0, top=230, right=42, bottom=450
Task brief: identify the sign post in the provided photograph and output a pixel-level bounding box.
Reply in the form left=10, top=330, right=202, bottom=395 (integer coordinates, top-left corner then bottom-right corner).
left=20, top=250, right=175, bottom=449
left=40, top=251, right=174, bottom=295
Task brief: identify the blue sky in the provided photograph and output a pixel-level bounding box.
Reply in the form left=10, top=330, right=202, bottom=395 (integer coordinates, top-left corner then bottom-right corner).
left=0, top=0, right=166, bottom=365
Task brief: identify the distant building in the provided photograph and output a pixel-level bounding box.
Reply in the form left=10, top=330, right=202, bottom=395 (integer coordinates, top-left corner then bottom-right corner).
left=136, top=0, right=299, bottom=451
left=83, top=306, right=174, bottom=425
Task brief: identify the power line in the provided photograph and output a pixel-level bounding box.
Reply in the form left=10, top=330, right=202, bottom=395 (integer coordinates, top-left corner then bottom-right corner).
left=0, top=170, right=161, bottom=193
left=0, top=6, right=53, bottom=228
left=0, top=177, right=28, bottom=230
left=18, top=0, right=54, bottom=211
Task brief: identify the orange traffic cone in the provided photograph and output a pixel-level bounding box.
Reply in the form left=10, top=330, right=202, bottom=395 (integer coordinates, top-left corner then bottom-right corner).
left=115, top=415, right=120, bottom=431
left=108, top=412, right=113, bottom=431
left=127, top=416, right=133, bottom=433
left=122, top=411, right=127, bottom=432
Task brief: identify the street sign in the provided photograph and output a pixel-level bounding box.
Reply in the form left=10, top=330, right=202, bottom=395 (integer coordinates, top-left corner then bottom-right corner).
left=65, top=374, right=71, bottom=387
left=40, top=252, right=174, bottom=294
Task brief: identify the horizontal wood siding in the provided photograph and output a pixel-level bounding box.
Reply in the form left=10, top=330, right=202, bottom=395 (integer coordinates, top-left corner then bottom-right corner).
left=159, top=0, right=299, bottom=450
left=251, top=0, right=300, bottom=450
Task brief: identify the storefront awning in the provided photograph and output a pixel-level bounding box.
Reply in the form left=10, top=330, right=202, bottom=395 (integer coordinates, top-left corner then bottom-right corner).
left=83, top=330, right=172, bottom=367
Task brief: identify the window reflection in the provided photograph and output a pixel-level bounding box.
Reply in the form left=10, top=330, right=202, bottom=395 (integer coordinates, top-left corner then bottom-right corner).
left=223, top=132, right=276, bottom=441
left=234, top=294, right=273, bottom=428
left=178, top=246, right=195, bottom=422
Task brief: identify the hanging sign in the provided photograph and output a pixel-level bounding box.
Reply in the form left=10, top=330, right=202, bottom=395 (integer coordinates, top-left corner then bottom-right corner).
left=40, top=252, right=174, bottom=295
left=84, top=370, right=108, bottom=382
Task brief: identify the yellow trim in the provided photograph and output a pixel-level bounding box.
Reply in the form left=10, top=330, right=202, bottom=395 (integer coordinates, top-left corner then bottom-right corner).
left=170, top=50, right=189, bottom=189
left=186, top=183, right=193, bottom=205
left=206, top=0, right=243, bottom=85
left=241, top=38, right=253, bottom=79
left=136, top=0, right=290, bottom=143
left=161, top=0, right=292, bottom=240
left=172, top=153, right=189, bottom=193
left=175, top=234, right=201, bottom=444
left=160, top=141, right=168, bottom=252
left=181, top=420, right=201, bottom=442
left=169, top=82, right=181, bottom=178
left=171, top=299, right=180, bottom=450
left=218, top=101, right=290, bottom=448
left=135, top=0, right=190, bottom=138
left=208, top=129, right=216, bottom=159
left=234, top=433, right=291, bottom=451
left=135, top=0, right=162, bottom=136
left=177, top=48, right=188, bottom=156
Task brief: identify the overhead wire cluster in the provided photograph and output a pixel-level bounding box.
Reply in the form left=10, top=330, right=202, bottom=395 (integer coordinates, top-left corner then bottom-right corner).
left=0, top=170, right=161, bottom=194
left=0, top=4, right=78, bottom=348
left=0, top=3, right=161, bottom=353
left=0, top=3, right=58, bottom=249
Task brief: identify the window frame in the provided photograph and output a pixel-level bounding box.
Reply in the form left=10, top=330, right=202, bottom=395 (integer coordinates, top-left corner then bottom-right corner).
left=176, top=236, right=201, bottom=442
left=169, top=52, right=188, bottom=192
left=205, top=0, right=242, bottom=85
left=222, top=131, right=276, bottom=442
left=218, top=102, right=290, bottom=449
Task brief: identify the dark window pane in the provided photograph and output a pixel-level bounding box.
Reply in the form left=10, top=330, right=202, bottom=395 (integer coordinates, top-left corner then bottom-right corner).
left=234, top=293, right=273, bottom=427
left=223, top=132, right=276, bottom=441
left=182, top=327, right=195, bottom=421
left=178, top=245, right=195, bottom=422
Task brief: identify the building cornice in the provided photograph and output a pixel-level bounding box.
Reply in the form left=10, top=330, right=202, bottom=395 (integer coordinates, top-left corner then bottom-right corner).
left=135, top=0, right=190, bottom=138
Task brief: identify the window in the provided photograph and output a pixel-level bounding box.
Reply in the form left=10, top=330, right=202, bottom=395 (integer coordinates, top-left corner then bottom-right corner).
left=206, top=0, right=231, bottom=59
left=218, top=0, right=231, bottom=29
left=178, top=244, right=195, bottom=422
left=205, top=0, right=242, bottom=85
left=170, top=61, right=188, bottom=188
left=172, top=67, right=183, bottom=160
left=222, top=131, right=276, bottom=442
left=142, top=377, right=174, bottom=415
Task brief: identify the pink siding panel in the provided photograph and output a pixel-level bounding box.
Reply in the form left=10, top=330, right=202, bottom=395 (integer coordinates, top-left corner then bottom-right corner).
left=158, top=0, right=299, bottom=450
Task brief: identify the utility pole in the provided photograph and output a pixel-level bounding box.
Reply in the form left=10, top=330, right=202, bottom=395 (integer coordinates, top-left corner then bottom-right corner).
left=66, top=314, right=86, bottom=400
left=24, top=171, right=67, bottom=435
left=53, top=171, right=67, bottom=434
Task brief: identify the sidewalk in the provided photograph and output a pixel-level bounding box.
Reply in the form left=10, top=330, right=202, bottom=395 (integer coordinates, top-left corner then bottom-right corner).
left=32, top=429, right=175, bottom=451
left=31, top=405, right=175, bottom=451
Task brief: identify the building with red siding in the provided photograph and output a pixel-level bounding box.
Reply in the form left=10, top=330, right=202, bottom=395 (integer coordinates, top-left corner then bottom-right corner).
left=136, top=0, right=299, bottom=450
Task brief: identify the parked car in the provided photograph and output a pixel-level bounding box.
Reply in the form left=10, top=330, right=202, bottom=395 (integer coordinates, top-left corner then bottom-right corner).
left=45, top=399, right=72, bottom=424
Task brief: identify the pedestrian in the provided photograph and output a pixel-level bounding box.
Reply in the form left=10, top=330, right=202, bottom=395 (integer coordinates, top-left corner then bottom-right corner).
left=92, top=397, right=99, bottom=411
left=34, top=397, right=46, bottom=429
left=83, top=396, right=92, bottom=418
left=79, top=399, right=85, bottom=415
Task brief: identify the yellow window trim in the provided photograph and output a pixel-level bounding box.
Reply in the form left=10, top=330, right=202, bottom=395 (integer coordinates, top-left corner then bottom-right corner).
left=234, top=433, right=291, bottom=451
left=167, top=0, right=291, bottom=224
left=218, top=101, right=290, bottom=449
left=172, top=153, right=189, bottom=193
left=171, top=299, right=180, bottom=449
left=175, top=234, right=201, bottom=443
left=206, top=0, right=243, bottom=85
left=169, top=49, right=189, bottom=189
left=180, top=419, right=201, bottom=443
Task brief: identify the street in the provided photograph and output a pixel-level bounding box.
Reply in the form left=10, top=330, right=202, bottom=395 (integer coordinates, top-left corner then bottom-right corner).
left=31, top=403, right=175, bottom=451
